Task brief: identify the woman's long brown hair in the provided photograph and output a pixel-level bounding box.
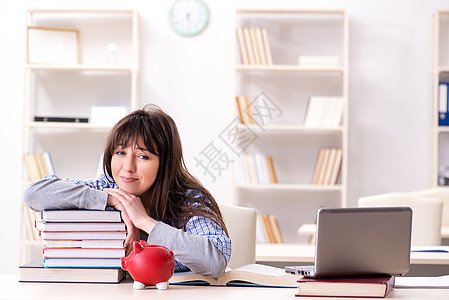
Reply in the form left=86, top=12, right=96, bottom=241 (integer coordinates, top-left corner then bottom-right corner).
left=103, top=104, right=228, bottom=236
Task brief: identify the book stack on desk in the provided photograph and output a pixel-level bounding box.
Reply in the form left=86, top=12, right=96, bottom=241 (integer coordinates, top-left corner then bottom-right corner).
left=21, top=209, right=127, bottom=283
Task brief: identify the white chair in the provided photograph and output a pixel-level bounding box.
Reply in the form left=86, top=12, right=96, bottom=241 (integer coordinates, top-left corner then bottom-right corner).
left=219, top=204, right=257, bottom=269
left=409, top=188, right=449, bottom=230
left=358, top=192, right=443, bottom=246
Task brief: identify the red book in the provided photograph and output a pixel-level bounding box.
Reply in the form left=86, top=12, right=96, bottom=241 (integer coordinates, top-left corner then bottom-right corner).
left=295, top=275, right=394, bottom=298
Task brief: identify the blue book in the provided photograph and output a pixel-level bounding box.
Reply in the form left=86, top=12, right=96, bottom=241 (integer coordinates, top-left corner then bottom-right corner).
left=439, top=82, right=449, bottom=126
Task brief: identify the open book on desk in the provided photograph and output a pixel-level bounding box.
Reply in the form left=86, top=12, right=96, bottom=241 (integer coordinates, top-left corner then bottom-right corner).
left=169, top=264, right=301, bottom=288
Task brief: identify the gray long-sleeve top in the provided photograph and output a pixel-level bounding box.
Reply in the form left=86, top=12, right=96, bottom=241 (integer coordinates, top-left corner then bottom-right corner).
left=23, top=174, right=231, bottom=278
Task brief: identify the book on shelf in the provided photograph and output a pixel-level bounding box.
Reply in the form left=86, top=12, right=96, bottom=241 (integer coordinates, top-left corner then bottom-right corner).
left=35, top=220, right=126, bottom=232
left=43, top=257, right=122, bottom=268
left=235, top=95, right=255, bottom=124
left=44, top=239, right=124, bottom=248
left=43, top=247, right=125, bottom=258
left=19, top=261, right=126, bottom=283
left=256, top=213, right=283, bottom=244
left=439, top=82, right=449, bottom=126
left=24, top=152, right=54, bottom=182
left=303, top=96, right=343, bottom=129
left=238, top=153, right=278, bottom=185
left=170, top=264, right=299, bottom=287
left=295, top=275, right=394, bottom=298
left=236, top=27, right=272, bottom=65
left=23, top=152, right=55, bottom=241
left=22, top=204, right=40, bottom=241
left=34, top=116, right=89, bottom=123
left=41, top=209, right=122, bottom=223
left=311, top=147, right=342, bottom=185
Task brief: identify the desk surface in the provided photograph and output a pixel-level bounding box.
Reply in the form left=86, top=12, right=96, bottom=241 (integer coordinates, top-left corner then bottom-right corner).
left=256, top=244, right=449, bottom=265
left=1, top=275, right=449, bottom=300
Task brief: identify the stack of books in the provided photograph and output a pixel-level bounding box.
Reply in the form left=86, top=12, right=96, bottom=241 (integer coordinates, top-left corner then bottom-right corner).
left=256, top=214, right=283, bottom=244
left=236, top=153, right=278, bottom=185
left=20, top=209, right=127, bottom=283
left=311, top=147, right=343, bottom=185
left=236, top=27, right=273, bottom=66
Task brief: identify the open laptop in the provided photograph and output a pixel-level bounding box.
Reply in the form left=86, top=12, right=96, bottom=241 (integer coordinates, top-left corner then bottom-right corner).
left=285, top=206, right=412, bottom=278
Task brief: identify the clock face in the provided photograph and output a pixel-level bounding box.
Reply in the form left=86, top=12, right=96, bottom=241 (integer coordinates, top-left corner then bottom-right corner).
left=169, top=0, right=210, bottom=37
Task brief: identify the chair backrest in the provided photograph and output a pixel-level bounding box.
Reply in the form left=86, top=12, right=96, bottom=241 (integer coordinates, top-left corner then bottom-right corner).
left=358, top=192, right=443, bottom=246
left=219, top=204, right=257, bottom=269
left=409, top=188, right=449, bottom=227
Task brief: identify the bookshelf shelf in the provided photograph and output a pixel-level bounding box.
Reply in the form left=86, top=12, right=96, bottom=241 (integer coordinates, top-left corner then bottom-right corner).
left=25, top=122, right=113, bottom=130
left=232, top=9, right=348, bottom=247
left=26, top=64, right=134, bottom=72
left=237, top=124, right=344, bottom=133
left=235, top=183, right=343, bottom=192
left=20, top=9, right=140, bottom=265
left=437, top=127, right=449, bottom=133
left=236, top=64, right=344, bottom=73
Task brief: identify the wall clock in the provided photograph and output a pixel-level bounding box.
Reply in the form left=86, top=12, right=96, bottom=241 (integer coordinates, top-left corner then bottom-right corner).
left=169, top=0, right=210, bottom=37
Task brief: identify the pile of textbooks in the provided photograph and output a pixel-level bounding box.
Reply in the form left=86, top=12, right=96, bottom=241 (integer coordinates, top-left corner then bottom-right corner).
left=20, top=209, right=127, bottom=283
left=36, top=209, right=127, bottom=268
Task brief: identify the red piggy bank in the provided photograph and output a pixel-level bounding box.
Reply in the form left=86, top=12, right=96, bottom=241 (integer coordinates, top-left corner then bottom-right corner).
left=121, top=240, right=175, bottom=290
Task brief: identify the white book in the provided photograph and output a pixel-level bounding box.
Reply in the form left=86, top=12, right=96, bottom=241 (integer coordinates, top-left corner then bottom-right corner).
left=329, top=148, right=343, bottom=184
left=304, top=97, right=326, bottom=128
left=244, top=154, right=257, bottom=184
left=261, top=28, right=273, bottom=65
left=43, top=257, right=122, bottom=268
left=42, top=209, right=122, bottom=223
left=325, top=97, right=343, bottom=128
left=42, top=152, right=55, bottom=174
left=255, top=214, right=266, bottom=243
left=440, top=83, right=448, bottom=113
left=40, top=231, right=127, bottom=240
left=253, top=153, right=265, bottom=184
left=44, top=239, right=124, bottom=248
left=36, top=220, right=125, bottom=232
left=304, top=97, right=343, bottom=128
left=43, top=247, right=125, bottom=258
left=323, top=148, right=337, bottom=185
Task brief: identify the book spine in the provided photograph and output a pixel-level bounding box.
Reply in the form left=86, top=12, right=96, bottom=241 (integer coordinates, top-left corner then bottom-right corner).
left=439, top=82, right=449, bottom=126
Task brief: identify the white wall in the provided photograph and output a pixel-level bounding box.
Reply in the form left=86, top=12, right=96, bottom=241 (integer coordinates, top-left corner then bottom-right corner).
left=1, top=0, right=448, bottom=274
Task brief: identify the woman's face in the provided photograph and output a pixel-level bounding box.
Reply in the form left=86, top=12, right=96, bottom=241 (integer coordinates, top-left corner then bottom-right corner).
left=111, top=138, right=160, bottom=196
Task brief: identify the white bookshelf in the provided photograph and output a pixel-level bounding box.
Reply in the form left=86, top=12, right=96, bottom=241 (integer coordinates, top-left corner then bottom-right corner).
left=431, top=11, right=449, bottom=188
left=19, top=9, right=140, bottom=264
left=232, top=9, right=348, bottom=248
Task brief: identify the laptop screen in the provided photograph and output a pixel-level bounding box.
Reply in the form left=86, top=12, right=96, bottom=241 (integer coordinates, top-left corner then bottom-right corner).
left=314, top=206, right=412, bottom=277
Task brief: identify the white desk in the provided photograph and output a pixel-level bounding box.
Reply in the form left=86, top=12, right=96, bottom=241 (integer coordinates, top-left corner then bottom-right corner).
left=1, top=275, right=449, bottom=300
left=256, top=244, right=449, bottom=265
left=256, top=244, right=449, bottom=277
left=298, top=223, right=449, bottom=239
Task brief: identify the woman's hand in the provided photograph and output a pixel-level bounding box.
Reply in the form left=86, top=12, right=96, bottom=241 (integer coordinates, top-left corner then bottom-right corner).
left=105, top=188, right=157, bottom=235
left=106, top=193, right=139, bottom=255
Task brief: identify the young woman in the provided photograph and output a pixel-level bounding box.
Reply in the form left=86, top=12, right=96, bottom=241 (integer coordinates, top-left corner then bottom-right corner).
left=23, top=104, right=231, bottom=278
